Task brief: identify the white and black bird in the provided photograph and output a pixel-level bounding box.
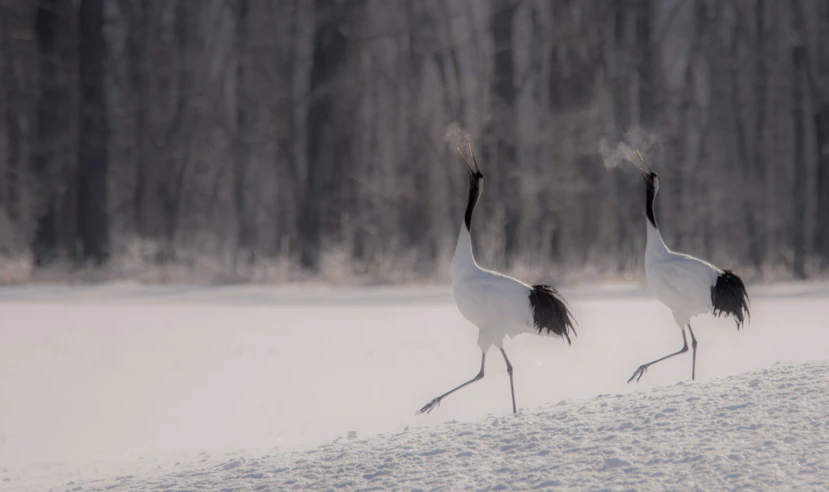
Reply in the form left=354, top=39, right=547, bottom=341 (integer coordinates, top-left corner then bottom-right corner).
left=626, top=152, right=750, bottom=383
left=416, top=145, right=577, bottom=415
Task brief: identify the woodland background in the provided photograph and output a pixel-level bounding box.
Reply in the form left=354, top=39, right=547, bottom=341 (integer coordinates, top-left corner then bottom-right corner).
left=0, top=0, right=828, bottom=284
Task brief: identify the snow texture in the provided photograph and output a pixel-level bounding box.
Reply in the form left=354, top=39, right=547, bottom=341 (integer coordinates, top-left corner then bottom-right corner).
left=1, top=282, right=829, bottom=491
left=55, top=362, right=829, bottom=490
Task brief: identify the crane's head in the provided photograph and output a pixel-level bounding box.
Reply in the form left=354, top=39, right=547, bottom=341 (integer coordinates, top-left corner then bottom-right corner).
left=457, top=143, right=484, bottom=188
left=627, top=150, right=659, bottom=193
left=457, top=143, right=485, bottom=230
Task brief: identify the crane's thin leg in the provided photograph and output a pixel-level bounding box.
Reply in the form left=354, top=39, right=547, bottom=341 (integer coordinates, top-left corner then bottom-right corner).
left=416, top=352, right=486, bottom=415
left=627, top=327, right=689, bottom=383
left=499, top=347, right=517, bottom=414
left=687, top=323, right=698, bottom=381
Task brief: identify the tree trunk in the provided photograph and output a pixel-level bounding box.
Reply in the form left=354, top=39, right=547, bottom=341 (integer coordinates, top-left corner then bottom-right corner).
left=76, top=0, right=109, bottom=264
left=0, top=3, right=35, bottom=245
left=791, top=45, right=807, bottom=279
left=276, top=0, right=299, bottom=257
left=812, top=2, right=829, bottom=269
left=489, top=0, right=519, bottom=264
left=300, top=0, right=354, bottom=270
left=635, top=0, right=655, bottom=127
left=401, top=1, right=430, bottom=252
left=747, top=0, right=768, bottom=267
left=32, top=0, right=71, bottom=265
left=815, top=107, right=829, bottom=266
left=611, top=0, right=633, bottom=272
left=156, top=0, right=193, bottom=261
left=233, top=0, right=252, bottom=258
left=126, top=1, right=151, bottom=238
left=731, top=8, right=763, bottom=269
left=0, top=7, right=9, bottom=231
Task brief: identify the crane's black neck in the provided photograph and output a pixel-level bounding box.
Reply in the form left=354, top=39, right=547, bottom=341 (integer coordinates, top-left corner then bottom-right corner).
left=464, top=177, right=482, bottom=231
left=645, top=180, right=657, bottom=229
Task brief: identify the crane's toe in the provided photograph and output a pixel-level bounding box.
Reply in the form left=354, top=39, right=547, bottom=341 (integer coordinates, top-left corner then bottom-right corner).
left=416, top=397, right=442, bottom=415
left=627, top=365, right=649, bottom=384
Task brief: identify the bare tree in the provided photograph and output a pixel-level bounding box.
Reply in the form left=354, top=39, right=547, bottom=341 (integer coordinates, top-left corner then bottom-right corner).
left=76, top=0, right=108, bottom=264
left=0, top=1, right=36, bottom=253
left=122, top=0, right=151, bottom=238
left=792, top=43, right=808, bottom=279
left=300, top=0, right=361, bottom=270
left=488, top=0, right=520, bottom=264
left=1, top=0, right=827, bottom=283
left=33, top=0, right=75, bottom=265
left=233, top=0, right=252, bottom=260
left=609, top=0, right=634, bottom=272
left=809, top=1, right=829, bottom=269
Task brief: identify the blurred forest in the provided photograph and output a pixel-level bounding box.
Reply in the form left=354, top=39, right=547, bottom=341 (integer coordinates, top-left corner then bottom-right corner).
left=1, top=0, right=828, bottom=284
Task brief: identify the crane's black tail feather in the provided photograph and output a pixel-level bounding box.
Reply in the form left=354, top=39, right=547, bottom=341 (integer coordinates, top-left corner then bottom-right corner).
left=711, top=270, right=750, bottom=330
left=529, top=285, right=577, bottom=344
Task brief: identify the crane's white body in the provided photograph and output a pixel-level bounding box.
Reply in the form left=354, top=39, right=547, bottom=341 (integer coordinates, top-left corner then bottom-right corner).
left=627, top=161, right=749, bottom=384
left=450, top=226, right=535, bottom=351
left=644, top=221, right=721, bottom=327
left=417, top=145, right=575, bottom=415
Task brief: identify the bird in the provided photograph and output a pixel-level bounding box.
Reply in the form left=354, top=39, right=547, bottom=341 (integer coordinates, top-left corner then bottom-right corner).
left=416, top=144, right=577, bottom=415
left=625, top=151, right=750, bottom=384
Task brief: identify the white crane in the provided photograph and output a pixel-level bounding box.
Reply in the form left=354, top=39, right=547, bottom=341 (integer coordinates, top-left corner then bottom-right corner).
left=626, top=152, right=750, bottom=383
left=416, top=145, right=577, bottom=415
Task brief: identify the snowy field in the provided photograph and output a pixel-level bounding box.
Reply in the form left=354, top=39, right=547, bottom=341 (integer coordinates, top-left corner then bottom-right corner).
left=1, top=281, right=828, bottom=491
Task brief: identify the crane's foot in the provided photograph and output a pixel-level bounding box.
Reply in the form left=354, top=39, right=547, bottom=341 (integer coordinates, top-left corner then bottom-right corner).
left=627, top=364, right=649, bottom=384
left=416, top=397, right=442, bottom=415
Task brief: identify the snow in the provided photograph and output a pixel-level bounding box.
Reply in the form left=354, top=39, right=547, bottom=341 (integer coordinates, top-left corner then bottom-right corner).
left=73, top=361, right=829, bottom=491
left=1, top=281, right=828, bottom=491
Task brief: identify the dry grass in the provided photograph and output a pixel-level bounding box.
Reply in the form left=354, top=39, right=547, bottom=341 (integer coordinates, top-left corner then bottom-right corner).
left=0, top=236, right=823, bottom=287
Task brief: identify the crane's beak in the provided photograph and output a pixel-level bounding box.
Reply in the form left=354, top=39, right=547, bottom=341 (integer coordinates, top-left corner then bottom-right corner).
left=457, top=143, right=481, bottom=176
left=625, top=150, right=653, bottom=183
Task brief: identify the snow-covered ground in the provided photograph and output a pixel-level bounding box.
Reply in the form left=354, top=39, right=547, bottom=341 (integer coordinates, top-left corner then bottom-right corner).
left=1, top=281, right=828, bottom=491
left=69, top=360, right=829, bottom=491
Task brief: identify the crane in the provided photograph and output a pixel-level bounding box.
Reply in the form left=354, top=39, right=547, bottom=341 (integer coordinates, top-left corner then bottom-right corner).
left=626, top=152, right=750, bottom=383
left=416, top=144, right=577, bottom=415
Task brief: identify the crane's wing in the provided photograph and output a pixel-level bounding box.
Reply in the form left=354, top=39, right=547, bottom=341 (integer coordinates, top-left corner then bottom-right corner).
left=649, top=254, right=720, bottom=315
left=472, top=270, right=535, bottom=327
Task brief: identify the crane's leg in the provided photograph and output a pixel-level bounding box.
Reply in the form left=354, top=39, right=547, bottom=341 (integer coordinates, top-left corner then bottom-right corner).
left=687, top=323, right=698, bottom=380
left=499, top=347, right=517, bottom=414
left=416, top=352, right=486, bottom=415
left=627, top=327, right=689, bottom=383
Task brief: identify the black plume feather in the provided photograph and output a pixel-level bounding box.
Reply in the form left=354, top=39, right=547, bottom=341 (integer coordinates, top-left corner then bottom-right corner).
left=528, top=285, right=577, bottom=344
left=711, top=270, right=751, bottom=330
